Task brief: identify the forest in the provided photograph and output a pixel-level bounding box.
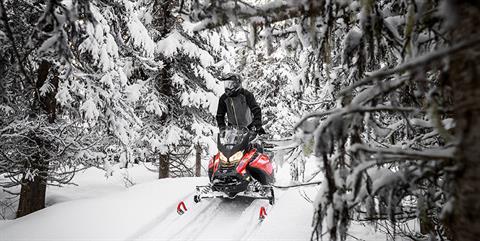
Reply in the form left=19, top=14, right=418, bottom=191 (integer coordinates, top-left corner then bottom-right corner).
left=1, top=0, right=480, bottom=240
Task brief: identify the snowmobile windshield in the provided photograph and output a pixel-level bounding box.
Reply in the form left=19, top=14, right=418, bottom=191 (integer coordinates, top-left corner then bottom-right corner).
left=219, top=128, right=248, bottom=148
left=218, top=128, right=251, bottom=158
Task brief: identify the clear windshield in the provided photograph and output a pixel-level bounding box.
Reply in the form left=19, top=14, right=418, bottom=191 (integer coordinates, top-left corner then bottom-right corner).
left=219, top=128, right=249, bottom=151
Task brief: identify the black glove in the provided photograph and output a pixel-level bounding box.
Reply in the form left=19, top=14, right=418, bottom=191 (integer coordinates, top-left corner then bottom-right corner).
left=218, top=126, right=226, bottom=136
left=257, top=127, right=266, bottom=135
left=251, top=126, right=266, bottom=135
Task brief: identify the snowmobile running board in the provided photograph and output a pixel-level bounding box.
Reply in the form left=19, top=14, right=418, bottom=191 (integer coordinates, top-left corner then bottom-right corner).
left=194, top=191, right=273, bottom=202
left=193, top=184, right=275, bottom=205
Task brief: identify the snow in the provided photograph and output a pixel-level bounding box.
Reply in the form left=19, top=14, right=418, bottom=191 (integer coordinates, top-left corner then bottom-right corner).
left=181, top=91, right=219, bottom=114
left=0, top=104, right=13, bottom=115
left=342, top=26, right=363, bottom=63
left=100, top=72, right=114, bottom=88
left=55, top=82, right=74, bottom=106
left=80, top=98, right=100, bottom=121
left=38, top=34, right=60, bottom=54
left=0, top=178, right=203, bottom=241
left=157, top=31, right=215, bottom=67
left=209, top=31, right=222, bottom=52
left=127, top=12, right=155, bottom=57
left=125, top=82, right=145, bottom=103
left=245, top=189, right=315, bottom=241
left=0, top=163, right=390, bottom=241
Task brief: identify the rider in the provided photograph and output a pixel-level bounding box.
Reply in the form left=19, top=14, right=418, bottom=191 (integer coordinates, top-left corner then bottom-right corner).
left=216, top=73, right=266, bottom=135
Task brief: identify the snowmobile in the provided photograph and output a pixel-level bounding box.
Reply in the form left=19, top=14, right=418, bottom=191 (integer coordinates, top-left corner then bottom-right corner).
left=193, top=127, right=275, bottom=205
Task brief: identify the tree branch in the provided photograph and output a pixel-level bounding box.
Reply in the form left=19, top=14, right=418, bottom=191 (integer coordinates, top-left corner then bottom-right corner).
left=193, top=0, right=324, bottom=31
left=340, top=36, right=480, bottom=95
left=273, top=181, right=322, bottom=189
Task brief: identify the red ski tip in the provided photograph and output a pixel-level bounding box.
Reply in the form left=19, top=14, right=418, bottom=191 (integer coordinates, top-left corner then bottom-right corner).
left=177, top=201, right=187, bottom=215
left=259, top=206, right=267, bottom=220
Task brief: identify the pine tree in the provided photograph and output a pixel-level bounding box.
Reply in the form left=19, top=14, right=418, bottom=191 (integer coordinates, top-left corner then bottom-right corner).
left=0, top=0, right=155, bottom=217
left=136, top=0, right=226, bottom=178
left=448, top=2, right=480, bottom=240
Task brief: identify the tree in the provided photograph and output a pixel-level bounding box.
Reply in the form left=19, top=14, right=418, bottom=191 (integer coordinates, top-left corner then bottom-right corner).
left=0, top=0, right=88, bottom=218
left=137, top=0, right=226, bottom=179
left=151, top=0, right=176, bottom=179
left=0, top=0, right=156, bottom=217
left=448, top=2, right=480, bottom=240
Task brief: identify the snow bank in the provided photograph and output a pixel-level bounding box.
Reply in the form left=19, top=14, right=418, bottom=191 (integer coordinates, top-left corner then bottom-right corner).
left=0, top=177, right=207, bottom=241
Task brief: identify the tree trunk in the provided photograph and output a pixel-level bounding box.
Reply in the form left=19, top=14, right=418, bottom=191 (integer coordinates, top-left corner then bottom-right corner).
left=159, top=153, right=169, bottom=179
left=195, top=144, right=202, bottom=177
left=152, top=1, right=175, bottom=180
left=36, top=60, right=58, bottom=123
left=449, top=2, right=480, bottom=240
left=16, top=60, right=57, bottom=218
left=152, top=0, right=176, bottom=40
left=16, top=134, right=50, bottom=218
left=16, top=157, right=48, bottom=218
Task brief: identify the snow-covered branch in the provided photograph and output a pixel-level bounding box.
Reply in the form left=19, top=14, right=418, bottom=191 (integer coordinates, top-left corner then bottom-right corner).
left=295, top=105, right=418, bottom=131
left=193, top=0, right=324, bottom=31
left=340, top=36, right=480, bottom=95
left=349, top=144, right=455, bottom=161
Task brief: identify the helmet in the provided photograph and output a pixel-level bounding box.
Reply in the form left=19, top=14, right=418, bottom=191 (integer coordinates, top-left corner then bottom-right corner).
left=222, top=73, right=242, bottom=96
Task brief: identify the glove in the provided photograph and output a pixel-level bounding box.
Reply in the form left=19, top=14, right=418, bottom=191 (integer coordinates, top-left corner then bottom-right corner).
left=218, top=126, right=226, bottom=137
left=255, top=126, right=266, bottom=135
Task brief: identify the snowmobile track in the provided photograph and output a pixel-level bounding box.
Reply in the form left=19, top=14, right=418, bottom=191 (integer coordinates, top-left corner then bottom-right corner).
left=166, top=197, right=256, bottom=241
left=126, top=193, right=194, bottom=241
left=132, top=195, right=265, bottom=241
left=165, top=198, right=224, bottom=241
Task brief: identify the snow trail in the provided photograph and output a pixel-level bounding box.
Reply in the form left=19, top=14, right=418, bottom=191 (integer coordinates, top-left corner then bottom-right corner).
left=125, top=192, right=194, bottom=241
left=135, top=196, right=267, bottom=241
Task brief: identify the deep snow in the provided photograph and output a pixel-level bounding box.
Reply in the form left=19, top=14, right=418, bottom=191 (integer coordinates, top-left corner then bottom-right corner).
left=0, top=163, right=388, bottom=241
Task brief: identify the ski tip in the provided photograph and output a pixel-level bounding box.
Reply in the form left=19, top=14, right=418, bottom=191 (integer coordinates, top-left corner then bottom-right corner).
left=177, top=201, right=187, bottom=215
left=259, top=206, right=267, bottom=221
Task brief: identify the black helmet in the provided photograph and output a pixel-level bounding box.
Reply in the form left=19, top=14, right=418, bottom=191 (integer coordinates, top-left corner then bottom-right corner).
left=222, top=73, right=242, bottom=96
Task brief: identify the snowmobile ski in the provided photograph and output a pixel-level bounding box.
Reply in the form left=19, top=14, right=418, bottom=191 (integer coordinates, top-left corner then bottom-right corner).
left=259, top=206, right=267, bottom=221
left=176, top=201, right=188, bottom=215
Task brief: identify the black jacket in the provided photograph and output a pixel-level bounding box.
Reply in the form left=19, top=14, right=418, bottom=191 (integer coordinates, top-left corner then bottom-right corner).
left=216, top=88, right=262, bottom=129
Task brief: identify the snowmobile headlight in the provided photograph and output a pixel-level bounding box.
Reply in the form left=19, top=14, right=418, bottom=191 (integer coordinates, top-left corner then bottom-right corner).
left=219, top=151, right=243, bottom=167
left=229, top=151, right=244, bottom=164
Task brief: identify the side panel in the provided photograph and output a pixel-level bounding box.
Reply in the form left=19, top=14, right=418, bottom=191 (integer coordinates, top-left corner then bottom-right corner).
left=208, top=153, right=219, bottom=169
left=249, top=154, right=273, bottom=175
left=236, top=149, right=257, bottom=175
left=208, top=153, right=220, bottom=180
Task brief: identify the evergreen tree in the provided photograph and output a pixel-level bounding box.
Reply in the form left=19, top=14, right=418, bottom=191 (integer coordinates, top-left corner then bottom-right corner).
left=135, top=0, right=228, bottom=178
left=0, top=0, right=155, bottom=217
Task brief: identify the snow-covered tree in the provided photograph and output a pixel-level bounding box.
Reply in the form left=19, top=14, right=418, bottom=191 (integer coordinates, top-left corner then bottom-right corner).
left=133, top=0, right=226, bottom=178
left=0, top=0, right=156, bottom=217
